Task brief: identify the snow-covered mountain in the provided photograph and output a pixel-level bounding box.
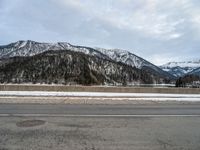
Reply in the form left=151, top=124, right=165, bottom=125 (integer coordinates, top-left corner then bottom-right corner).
left=96, top=48, right=174, bottom=79
left=96, top=48, right=145, bottom=69
left=0, top=40, right=174, bottom=80
left=0, top=50, right=167, bottom=85
left=160, top=61, right=200, bottom=77
left=0, top=40, right=109, bottom=60
left=189, top=67, right=200, bottom=76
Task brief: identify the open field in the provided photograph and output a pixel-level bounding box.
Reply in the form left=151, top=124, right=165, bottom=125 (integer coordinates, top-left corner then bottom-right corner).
left=0, top=84, right=200, bottom=94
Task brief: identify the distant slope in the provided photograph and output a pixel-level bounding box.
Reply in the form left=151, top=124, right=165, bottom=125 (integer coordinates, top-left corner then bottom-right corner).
left=160, top=61, right=200, bottom=77
left=188, top=67, right=200, bottom=76
left=0, top=50, right=166, bottom=85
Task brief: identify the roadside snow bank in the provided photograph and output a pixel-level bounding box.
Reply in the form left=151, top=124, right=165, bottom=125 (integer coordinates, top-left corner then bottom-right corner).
left=0, top=91, right=199, bottom=98
left=0, top=91, right=200, bottom=102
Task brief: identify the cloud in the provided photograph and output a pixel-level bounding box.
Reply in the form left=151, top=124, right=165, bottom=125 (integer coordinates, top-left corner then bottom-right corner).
left=55, top=0, right=186, bottom=40
left=0, top=0, right=200, bottom=65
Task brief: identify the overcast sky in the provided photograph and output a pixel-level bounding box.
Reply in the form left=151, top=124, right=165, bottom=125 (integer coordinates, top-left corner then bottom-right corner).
left=1, top=0, right=200, bottom=65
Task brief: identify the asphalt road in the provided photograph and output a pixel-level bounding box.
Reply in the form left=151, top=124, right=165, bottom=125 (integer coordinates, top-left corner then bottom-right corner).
left=0, top=103, right=200, bottom=116
left=0, top=104, right=200, bottom=150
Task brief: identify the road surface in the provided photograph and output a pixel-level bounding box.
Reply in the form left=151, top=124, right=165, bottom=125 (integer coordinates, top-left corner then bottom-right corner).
left=0, top=104, right=200, bottom=150
left=0, top=104, right=200, bottom=116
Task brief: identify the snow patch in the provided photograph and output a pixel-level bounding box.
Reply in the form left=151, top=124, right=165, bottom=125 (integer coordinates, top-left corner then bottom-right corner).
left=0, top=91, right=200, bottom=101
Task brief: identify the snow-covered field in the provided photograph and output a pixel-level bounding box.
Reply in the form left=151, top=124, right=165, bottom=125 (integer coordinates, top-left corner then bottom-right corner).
left=0, top=91, right=200, bottom=102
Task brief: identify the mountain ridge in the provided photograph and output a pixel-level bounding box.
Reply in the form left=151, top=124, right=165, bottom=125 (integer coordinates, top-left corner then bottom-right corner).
left=160, top=61, right=200, bottom=77
left=0, top=40, right=174, bottom=85
left=0, top=50, right=167, bottom=85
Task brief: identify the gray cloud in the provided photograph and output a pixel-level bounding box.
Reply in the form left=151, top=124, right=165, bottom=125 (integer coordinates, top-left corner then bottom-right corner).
left=0, top=0, right=200, bottom=65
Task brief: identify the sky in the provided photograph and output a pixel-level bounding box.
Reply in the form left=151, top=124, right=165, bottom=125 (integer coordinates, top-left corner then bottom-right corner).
left=0, top=0, right=200, bottom=65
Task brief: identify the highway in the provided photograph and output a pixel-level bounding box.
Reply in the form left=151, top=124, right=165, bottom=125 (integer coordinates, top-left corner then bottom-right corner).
left=0, top=103, right=200, bottom=116
left=0, top=104, right=200, bottom=150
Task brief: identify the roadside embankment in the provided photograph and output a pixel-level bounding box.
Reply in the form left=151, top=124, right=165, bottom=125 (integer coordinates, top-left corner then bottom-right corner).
left=0, top=84, right=200, bottom=94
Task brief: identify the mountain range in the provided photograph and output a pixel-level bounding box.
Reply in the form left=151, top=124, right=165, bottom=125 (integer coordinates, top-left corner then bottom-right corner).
left=160, top=61, right=200, bottom=77
left=0, top=40, right=176, bottom=85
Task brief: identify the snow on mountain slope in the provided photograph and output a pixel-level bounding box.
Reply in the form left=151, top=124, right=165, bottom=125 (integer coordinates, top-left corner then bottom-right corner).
left=160, top=61, right=200, bottom=77
left=96, top=48, right=144, bottom=69
left=163, top=66, right=193, bottom=77
left=189, top=67, right=200, bottom=76
left=96, top=48, right=173, bottom=79
left=0, top=40, right=109, bottom=60
left=58, top=42, right=110, bottom=59
left=0, top=40, right=61, bottom=58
